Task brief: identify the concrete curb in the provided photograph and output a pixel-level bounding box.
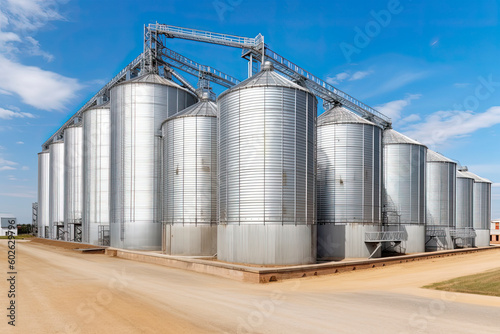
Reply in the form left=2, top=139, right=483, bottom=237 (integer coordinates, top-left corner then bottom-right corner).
left=105, top=245, right=500, bottom=283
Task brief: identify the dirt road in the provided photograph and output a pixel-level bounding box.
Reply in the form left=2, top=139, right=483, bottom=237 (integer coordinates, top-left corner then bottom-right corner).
left=1, top=240, right=499, bottom=333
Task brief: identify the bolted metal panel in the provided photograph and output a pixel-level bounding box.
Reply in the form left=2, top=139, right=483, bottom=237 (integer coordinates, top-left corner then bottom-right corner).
left=161, top=99, right=218, bottom=255
left=49, top=141, right=65, bottom=239
left=383, top=129, right=427, bottom=225
left=456, top=171, right=474, bottom=229
left=472, top=182, right=491, bottom=231
left=425, top=150, right=457, bottom=227
left=37, top=151, right=50, bottom=238
left=459, top=170, right=492, bottom=233
left=217, top=224, right=317, bottom=265
left=110, top=74, right=197, bottom=250
left=317, top=106, right=382, bottom=224
left=82, top=103, right=110, bottom=245
left=64, top=125, right=84, bottom=241
left=317, top=224, right=382, bottom=259
left=217, top=63, right=317, bottom=265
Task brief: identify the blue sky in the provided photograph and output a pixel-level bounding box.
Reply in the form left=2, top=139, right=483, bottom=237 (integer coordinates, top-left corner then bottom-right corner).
left=0, top=0, right=499, bottom=224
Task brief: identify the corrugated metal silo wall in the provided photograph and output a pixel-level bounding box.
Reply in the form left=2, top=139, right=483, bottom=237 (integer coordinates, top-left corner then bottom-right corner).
left=64, top=126, right=84, bottom=241
left=456, top=177, right=474, bottom=229
left=37, top=151, right=50, bottom=238
left=317, top=122, right=382, bottom=223
left=110, top=80, right=197, bottom=250
left=426, top=161, right=456, bottom=227
left=162, top=115, right=217, bottom=255
left=218, top=85, right=317, bottom=265
left=383, top=143, right=426, bottom=225
left=49, top=142, right=65, bottom=239
left=82, top=105, right=110, bottom=245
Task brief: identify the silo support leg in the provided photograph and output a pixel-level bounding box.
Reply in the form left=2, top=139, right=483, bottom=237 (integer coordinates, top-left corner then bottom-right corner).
left=368, top=242, right=382, bottom=259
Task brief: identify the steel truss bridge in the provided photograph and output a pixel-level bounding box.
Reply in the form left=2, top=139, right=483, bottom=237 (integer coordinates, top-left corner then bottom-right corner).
left=43, top=23, right=391, bottom=149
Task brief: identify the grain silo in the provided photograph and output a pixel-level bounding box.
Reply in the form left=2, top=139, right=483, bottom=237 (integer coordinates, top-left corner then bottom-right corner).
left=161, top=93, right=217, bottom=255
left=459, top=169, right=491, bottom=247
left=110, top=74, right=197, bottom=250
left=383, top=128, right=427, bottom=254
left=425, top=150, right=456, bottom=250
left=217, top=61, right=317, bottom=265
left=37, top=151, right=50, bottom=238
left=64, top=125, right=84, bottom=242
left=316, top=105, right=382, bottom=259
left=82, top=102, right=110, bottom=245
left=455, top=169, right=474, bottom=247
left=49, top=141, right=65, bottom=240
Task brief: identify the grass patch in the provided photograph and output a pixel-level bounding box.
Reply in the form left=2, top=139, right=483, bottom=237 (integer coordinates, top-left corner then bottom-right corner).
left=424, top=268, right=500, bottom=297
left=0, top=234, right=35, bottom=240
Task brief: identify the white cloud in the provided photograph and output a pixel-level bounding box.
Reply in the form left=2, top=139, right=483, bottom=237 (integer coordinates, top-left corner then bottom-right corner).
left=0, top=1, right=81, bottom=111
left=16, top=141, right=24, bottom=144
left=26, top=36, right=54, bottom=62
left=7, top=175, right=17, bottom=181
left=3, top=0, right=64, bottom=30
left=326, top=70, right=373, bottom=85
left=0, top=158, right=17, bottom=166
left=0, top=54, right=82, bottom=111
left=349, top=71, right=372, bottom=81
left=0, top=191, right=36, bottom=198
left=21, top=166, right=29, bottom=170
left=403, top=106, right=500, bottom=148
left=0, top=107, right=35, bottom=119
left=493, top=183, right=500, bottom=188
left=0, top=157, right=17, bottom=171
left=400, top=114, right=421, bottom=124
left=364, top=71, right=430, bottom=98
left=375, top=94, right=421, bottom=123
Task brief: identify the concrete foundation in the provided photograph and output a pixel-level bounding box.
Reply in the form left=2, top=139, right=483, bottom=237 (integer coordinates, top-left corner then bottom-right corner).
left=317, top=224, right=382, bottom=260
left=217, top=224, right=316, bottom=265
left=162, top=224, right=217, bottom=256
left=474, top=229, right=491, bottom=247
left=385, top=224, right=425, bottom=254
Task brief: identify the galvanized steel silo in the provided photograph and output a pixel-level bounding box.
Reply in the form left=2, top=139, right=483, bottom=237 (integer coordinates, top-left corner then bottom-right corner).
left=49, top=141, right=65, bottom=240
left=37, top=151, right=50, bottom=238
left=316, top=106, right=382, bottom=259
left=455, top=170, right=474, bottom=247
left=217, top=61, right=317, bottom=265
left=460, top=170, right=491, bottom=247
left=82, top=102, right=110, bottom=246
left=425, top=150, right=456, bottom=250
left=161, top=95, right=217, bottom=255
left=110, top=74, right=197, bottom=250
left=383, top=129, right=427, bottom=253
left=64, top=125, right=83, bottom=242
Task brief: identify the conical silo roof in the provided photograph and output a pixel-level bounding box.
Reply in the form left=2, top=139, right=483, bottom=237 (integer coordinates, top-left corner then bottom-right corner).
left=458, top=170, right=492, bottom=183
left=427, top=149, right=456, bottom=163
left=383, top=128, right=427, bottom=147
left=218, top=61, right=312, bottom=100
left=164, top=98, right=217, bottom=123
left=456, top=170, right=475, bottom=180
left=318, top=105, right=378, bottom=127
